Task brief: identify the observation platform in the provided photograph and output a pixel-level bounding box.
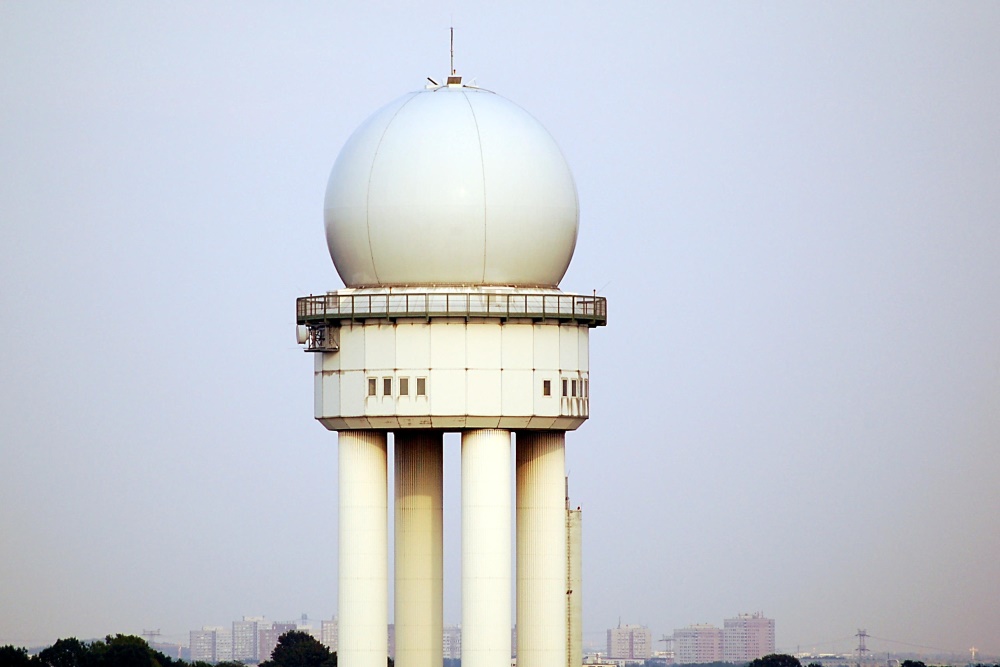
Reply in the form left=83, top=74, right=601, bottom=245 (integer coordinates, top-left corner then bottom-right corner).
left=297, top=290, right=607, bottom=328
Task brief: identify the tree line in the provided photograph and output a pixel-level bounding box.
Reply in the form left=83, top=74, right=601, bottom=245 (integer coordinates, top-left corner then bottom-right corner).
left=4, top=640, right=993, bottom=667
left=0, top=631, right=393, bottom=667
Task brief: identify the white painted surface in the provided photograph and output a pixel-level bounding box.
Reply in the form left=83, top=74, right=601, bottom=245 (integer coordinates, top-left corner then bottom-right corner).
left=516, top=432, right=567, bottom=667
left=567, top=505, right=582, bottom=667
left=462, top=429, right=511, bottom=667
left=314, top=316, right=591, bottom=431
left=324, top=87, right=578, bottom=287
left=394, top=433, right=443, bottom=667
left=338, top=431, right=388, bottom=667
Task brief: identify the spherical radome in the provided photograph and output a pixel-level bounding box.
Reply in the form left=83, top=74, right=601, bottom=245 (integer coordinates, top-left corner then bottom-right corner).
left=324, top=85, right=579, bottom=287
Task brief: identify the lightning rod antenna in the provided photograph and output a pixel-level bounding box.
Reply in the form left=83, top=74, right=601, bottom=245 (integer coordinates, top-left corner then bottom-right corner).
left=450, top=26, right=455, bottom=75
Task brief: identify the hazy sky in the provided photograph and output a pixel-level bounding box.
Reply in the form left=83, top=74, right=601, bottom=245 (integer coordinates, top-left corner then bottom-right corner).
left=2, top=1, right=999, bottom=659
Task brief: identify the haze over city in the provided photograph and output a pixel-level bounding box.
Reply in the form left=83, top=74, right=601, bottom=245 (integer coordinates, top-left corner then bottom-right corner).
left=2, top=1, right=998, bottom=659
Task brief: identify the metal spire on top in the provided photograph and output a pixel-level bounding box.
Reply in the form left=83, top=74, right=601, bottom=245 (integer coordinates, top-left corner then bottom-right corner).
left=447, top=26, right=462, bottom=85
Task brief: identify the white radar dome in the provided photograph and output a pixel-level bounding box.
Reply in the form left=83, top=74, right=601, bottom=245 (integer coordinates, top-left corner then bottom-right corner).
left=324, top=83, right=579, bottom=287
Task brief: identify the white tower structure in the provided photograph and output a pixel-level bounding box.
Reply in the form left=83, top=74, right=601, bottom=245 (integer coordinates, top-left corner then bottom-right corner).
left=296, top=73, right=606, bottom=667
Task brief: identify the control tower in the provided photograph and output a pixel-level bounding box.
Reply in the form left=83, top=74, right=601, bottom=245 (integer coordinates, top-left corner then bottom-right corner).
left=296, top=73, right=606, bottom=667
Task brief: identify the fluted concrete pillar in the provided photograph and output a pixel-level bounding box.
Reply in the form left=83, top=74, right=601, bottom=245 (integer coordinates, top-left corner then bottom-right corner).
left=394, top=432, right=444, bottom=667
left=339, top=430, right=388, bottom=667
left=462, top=429, right=512, bottom=667
left=516, top=431, right=567, bottom=667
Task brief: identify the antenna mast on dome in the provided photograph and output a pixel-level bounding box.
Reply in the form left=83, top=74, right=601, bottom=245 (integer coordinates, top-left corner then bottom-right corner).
left=447, top=26, right=462, bottom=85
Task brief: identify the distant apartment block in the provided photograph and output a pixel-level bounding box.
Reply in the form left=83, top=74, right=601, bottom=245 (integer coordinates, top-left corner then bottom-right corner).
left=673, top=613, right=774, bottom=664
left=320, top=618, right=338, bottom=653
left=674, top=624, right=723, bottom=664
left=607, top=623, right=652, bottom=660
left=233, top=616, right=267, bottom=663
left=258, top=622, right=297, bottom=664
left=189, top=626, right=233, bottom=663
left=442, top=625, right=462, bottom=659
left=189, top=615, right=465, bottom=664
left=723, top=613, right=775, bottom=663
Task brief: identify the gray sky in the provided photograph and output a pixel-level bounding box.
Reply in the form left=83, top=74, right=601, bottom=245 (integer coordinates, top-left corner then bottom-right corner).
left=2, top=1, right=999, bottom=659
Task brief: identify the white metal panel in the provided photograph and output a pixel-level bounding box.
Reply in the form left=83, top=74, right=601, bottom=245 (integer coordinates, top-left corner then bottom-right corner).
left=341, top=370, right=366, bottom=417
left=365, top=324, right=396, bottom=369
left=320, top=371, right=340, bottom=421
left=501, top=369, right=533, bottom=416
left=467, top=369, right=502, bottom=416
left=465, top=416, right=502, bottom=429
left=559, top=326, right=579, bottom=372
left=428, top=369, right=465, bottom=416
left=532, top=324, right=560, bottom=372
left=366, top=372, right=396, bottom=418
left=577, top=327, right=590, bottom=372
left=466, top=323, right=501, bottom=370
left=532, top=370, right=559, bottom=417
left=339, top=325, right=366, bottom=371
left=320, top=348, right=341, bottom=372
left=314, top=351, right=325, bottom=418
left=498, top=415, right=532, bottom=429
left=430, top=322, right=466, bottom=370
left=396, top=323, right=431, bottom=369
left=501, top=324, right=533, bottom=371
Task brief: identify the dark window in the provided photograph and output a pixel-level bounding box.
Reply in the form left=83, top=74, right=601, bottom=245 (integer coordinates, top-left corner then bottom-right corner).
left=543, top=379, right=551, bottom=397
left=571, top=379, right=577, bottom=397
left=562, top=378, right=568, bottom=397
left=416, top=377, right=427, bottom=396
left=383, top=377, right=392, bottom=396
left=367, top=377, right=377, bottom=397
left=399, top=377, right=409, bottom=396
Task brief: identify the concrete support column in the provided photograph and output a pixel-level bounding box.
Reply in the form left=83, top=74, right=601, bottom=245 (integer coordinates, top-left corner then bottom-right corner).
left=515, top=431, right=567, bottom=667
left=567, top=503, right=582, bottom=667
left=394, top=432, right=444, bottom=667
left=462, top=429, right=512, bottom=667
left=339, top=430, right=388, bottom=667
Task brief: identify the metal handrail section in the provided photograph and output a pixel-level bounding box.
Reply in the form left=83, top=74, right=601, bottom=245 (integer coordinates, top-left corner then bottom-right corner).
left=297, top=292, right=607, bottom=327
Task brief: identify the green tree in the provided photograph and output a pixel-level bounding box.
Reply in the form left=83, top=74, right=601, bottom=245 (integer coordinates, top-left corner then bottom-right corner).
left=748, top=654, right=802, bottom=667
left=259, top=632, right=335, bottom=667
left=37, top=638, right=92, bottom=667
left=899, top=661, right=926, bottom=667
left=0, top=645, right=33, bottom=667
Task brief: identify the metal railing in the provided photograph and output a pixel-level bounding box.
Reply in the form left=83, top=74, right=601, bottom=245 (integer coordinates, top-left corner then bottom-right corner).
left=297, top=292, right=607, bottom=327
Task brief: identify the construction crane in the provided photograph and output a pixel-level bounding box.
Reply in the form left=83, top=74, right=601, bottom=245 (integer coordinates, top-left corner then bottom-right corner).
left=659, top=634, right=674, bottom=661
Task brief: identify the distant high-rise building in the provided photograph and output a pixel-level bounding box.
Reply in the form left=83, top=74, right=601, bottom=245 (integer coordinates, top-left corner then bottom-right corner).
left=233, top=616, right=266, bottom=663
left=215, top=628, right=233, bottom=662
left=723, top=613, right=774, bottom=663
left=320, top=618, right=339, bottom=653
left=259, top=622, right=297, bottom=664
left=190, top=628, right=217, bottom=663
left=673, top=624, right=723, bottom=664
left=190, top=626, right=232, bottom=663
left=607, top=624, right=652, bottom=660
left=442, top=625, right=462, bottom=660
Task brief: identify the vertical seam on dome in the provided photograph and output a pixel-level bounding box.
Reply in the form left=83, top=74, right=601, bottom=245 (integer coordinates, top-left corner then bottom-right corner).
left=461, top=91, right=488, bottom=283
left=365, top=93, right=420, bottom=284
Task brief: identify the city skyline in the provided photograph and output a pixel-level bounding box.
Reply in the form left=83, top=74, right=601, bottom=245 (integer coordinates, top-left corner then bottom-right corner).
left=2, top=1, right=999, bottom=658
